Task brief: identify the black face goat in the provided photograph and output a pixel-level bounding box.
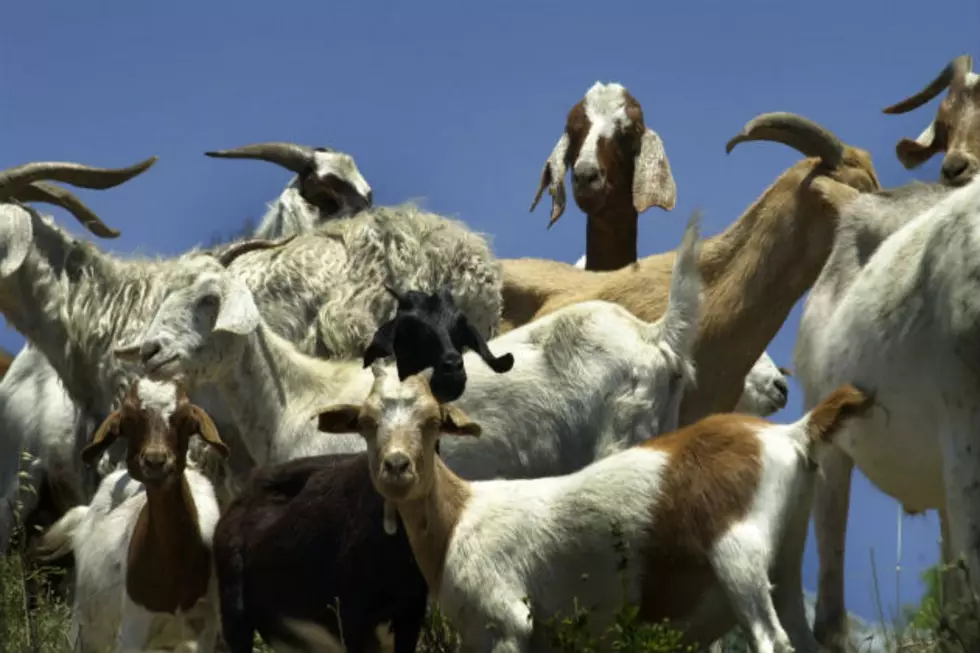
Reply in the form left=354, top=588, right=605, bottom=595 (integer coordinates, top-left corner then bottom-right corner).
left=363, top=285, right=514, bottom=403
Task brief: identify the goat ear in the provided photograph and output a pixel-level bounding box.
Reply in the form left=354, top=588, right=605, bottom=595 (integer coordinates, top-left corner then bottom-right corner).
left=458, top=316, right=514, bottom=374
left=315, top=404, right=362, bottom=433
left=214, top=277, right=260, bottom=336
left=0, top=205, right=34, bottom=279
left=632, top=128, right=676, bottom=214
left=439, top=405, right=481, bottom=437
left=81, top=411, right=123, bottom=465
left=186, top=404, right=229, bottom=458
left=529, top=133, right=569, bottom=228
left=895, top=123, right=942, bottom=170
left=363, top=319, right=397, bottom=368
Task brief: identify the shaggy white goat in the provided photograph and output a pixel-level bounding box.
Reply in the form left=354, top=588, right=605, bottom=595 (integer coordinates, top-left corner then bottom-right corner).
left=315, top=365, right=874, bottom=653
left=793, top=177, right=970, bottom=649
left=117, top=214, right=703, bottom=482
left=572, top=254, right=791, bottom=418
left=37, top=379, right=227, bottom=653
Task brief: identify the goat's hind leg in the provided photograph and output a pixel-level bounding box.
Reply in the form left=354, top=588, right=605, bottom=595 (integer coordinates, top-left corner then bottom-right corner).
left=711, top=527, right=794, bottom=653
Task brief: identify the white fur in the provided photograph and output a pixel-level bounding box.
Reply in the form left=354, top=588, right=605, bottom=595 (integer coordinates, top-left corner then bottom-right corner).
left=37, top=380, right=222, bottom=653
left=795, top=176, right=980, bottom=640
left=128, top=215, right=703, bottom=481
left=353, top=370, right=851, bottom=653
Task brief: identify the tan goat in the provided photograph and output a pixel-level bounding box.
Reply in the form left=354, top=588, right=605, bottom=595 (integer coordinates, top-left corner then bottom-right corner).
left=502, top=112, right=881, bottom=426
left=530, top=81, right=677, bottom=271
left=884, top=54, right=980, bottom=186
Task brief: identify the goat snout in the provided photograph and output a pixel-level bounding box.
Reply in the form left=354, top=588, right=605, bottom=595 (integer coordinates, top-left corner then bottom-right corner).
left=940, top=151, right=978, bottom=186
left=773, top=377, right=789, bottom=400
left=573, top=164, right=604, bottom=192
left=381, top=453, right=414, bottom=487
left=140, top=450, right=171, bottom=479
left=140, top=341, right=162, bottom=365
left=440, top=353, right=464, bottom=374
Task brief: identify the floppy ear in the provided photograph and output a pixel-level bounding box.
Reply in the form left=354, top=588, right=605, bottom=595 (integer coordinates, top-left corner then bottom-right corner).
left=363, top=318, right=397, bottom=367
left=186, top=404, right=229, bottom=458
left=81, top=411, right=123, bottom=465
left=529, top=133, right=570, bottom=228
left=895, top=123, right=943, bottom=170
left=315, top=404, right=362, bottom=433
left=457, top=316, right=514, bottom=374
left=439, top=404, right=482, bottom=437
left=632, top=128, right=676, bottom=213
left=0, top=205, right=35, bottom=279
left=214, top=277, right=261, bottom=335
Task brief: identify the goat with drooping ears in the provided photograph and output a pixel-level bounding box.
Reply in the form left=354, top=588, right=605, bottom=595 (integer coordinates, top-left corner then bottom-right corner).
left=315, top=365, right=874, bottom=653
left=531, top=81, right=676, bottom=271
left=36, top=379, right=228, bottom=653
left=884, top=54, right=980, bottom=186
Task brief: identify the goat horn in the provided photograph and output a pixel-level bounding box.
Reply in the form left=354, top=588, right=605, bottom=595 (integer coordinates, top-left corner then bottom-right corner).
left=883, top=55, right=974, bottom=115
left=0, top=157, right=157, bottom=197
left=204, top=142, right=321, bottom=175
left=215, top=235, right=296, bottom=268
left=725, top=112, right=844, bottom=167
left=10, top=181, right=121, bottom=238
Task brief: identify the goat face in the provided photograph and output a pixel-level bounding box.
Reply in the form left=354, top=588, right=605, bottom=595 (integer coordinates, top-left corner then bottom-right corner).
left=114, top=261, right=261, bottom=386
left=316, top=366, right=481, bottom=501
left=885, top=55, right=980, bottom=187
left=531, top=82, right=676, bottom=228
left=363, top=285, right=513, bottom=403
left=80, top=379, right=228, bottom=488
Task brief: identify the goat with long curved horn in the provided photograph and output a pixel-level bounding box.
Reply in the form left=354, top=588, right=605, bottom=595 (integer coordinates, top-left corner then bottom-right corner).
left=204, top=142, right=321, bottom=175
left=883, top=55, right=974, bottom=115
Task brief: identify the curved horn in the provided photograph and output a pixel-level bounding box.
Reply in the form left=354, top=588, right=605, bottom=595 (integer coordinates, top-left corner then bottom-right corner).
left=0, top=157, right=157, bottom=197
left=11, top=182, right=121, bottom=238
left=725, top=112, right=844, bottom=167
left=204, top=142, right=318, bottom=175
left=883, top=55, right=974, bottom=115
left=215, top=235, right=296, bottom=267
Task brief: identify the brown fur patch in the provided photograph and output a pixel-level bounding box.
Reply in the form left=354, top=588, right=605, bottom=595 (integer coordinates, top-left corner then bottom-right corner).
left=502, top=142, right=880, bottom=427
left=805, top=384, right=874, bottom=444
left=126, top=476, right=212, bottom=613
left=635, top=414, right=766, bottom=621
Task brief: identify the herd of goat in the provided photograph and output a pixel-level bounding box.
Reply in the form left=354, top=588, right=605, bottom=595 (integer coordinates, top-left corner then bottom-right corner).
left=0, top=52, right=978, bottom=653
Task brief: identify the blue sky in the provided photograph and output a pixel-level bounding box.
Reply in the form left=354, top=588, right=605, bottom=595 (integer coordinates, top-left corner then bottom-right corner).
left=3, top=0, right=978, bottom=623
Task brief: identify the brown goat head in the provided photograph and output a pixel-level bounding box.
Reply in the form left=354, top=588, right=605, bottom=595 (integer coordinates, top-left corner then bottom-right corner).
left=81, top=379, right=228, bottom=487
left=884, top=54, right=980, bottom=186
left=531, top=81, right=676, bottom=228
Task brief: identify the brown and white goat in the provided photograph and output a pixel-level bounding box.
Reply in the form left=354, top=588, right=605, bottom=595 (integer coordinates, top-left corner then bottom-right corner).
left=884, top=54, right=980, bottom=186
left=37, top=379, right=228, bottom=653
left=503, top=112, right=881, bottom=428
left=315, top=365, right=874, bottom=653
left=531, top=81, right=677, bottom=271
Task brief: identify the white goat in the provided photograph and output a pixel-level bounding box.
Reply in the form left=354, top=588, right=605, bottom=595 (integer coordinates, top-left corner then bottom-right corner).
left=315, top=365, right=873, bottom=653
left=573, top=254, right=790, bottom=418
left=794, top=177, right=973, bottom=649
left=117, top=213, right=703, bottom=481
left=37, top=379, right=227, bottom=653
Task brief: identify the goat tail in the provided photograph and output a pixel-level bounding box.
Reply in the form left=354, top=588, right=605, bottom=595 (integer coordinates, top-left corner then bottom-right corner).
left=34, top=504, right=88, bottom=561
left=804, top=383, right=875, bottom=452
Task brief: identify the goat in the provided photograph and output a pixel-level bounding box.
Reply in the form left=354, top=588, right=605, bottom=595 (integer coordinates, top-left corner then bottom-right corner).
left=883, top=54, right=980, bottom=186
left=573, top=254, right=790, bottom=418
left=530, top=81, right=677, bottom=271
left=315, top=365, right=874, bottom=653
left=204, top=141, right=373, bottom=240
left=787, top=166, right=970, bottom=646
left=36, top=379, right=228, bottom=653
left=116, top=211, right=701, bottom=474
left=502, top=111, right=881, bottom=428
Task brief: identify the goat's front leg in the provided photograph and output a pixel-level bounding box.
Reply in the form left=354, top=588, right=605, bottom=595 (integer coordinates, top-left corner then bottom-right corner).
left=938, top=419, right=980, bottom=608
left=811, top=447, right=855, bottom=653
left=115, top=597, right=155, bottom=653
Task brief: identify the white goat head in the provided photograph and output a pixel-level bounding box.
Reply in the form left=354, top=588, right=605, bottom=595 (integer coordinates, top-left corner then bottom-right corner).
left=530, top=81, right=676, bottom=228
left=205, top=142, right=373, bottom=220
left=0, top=157, right=157, bottom=278
left=884, top=54, right=980, bottom=186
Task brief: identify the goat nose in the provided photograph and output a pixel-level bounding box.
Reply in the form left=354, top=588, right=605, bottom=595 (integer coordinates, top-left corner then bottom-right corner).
left=364, top=190, right=374, bottom=206
left=574, top=166, right=601, bottom=187
left=774, top=377, right=789, bottom=399
left=140, top=341, right=161, bottom=364
left=383, top=453, right=411, bottom=477
left=441, top=353, right=464, bottom=373
left=941, top=152, right=974, bottom=184
left=142, top=451, right=167, bottom=470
